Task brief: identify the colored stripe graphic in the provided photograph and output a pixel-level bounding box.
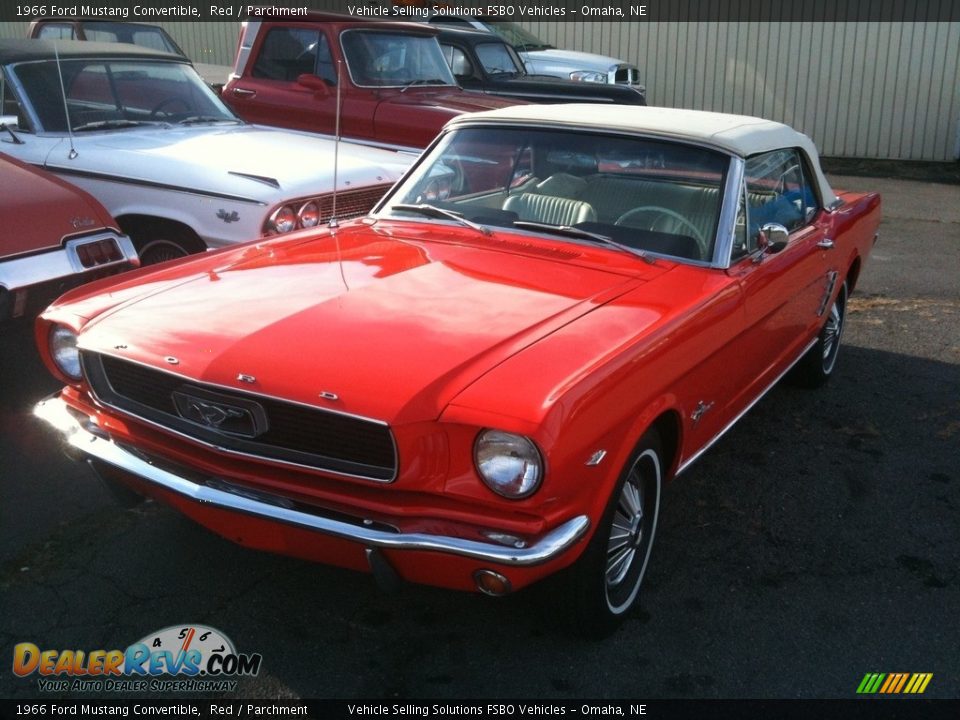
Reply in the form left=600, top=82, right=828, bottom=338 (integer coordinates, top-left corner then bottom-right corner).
left=857, top=673, right=932, bottom=694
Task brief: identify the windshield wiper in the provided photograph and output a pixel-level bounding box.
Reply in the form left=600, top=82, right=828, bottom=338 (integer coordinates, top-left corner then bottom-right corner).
left=72, top=119, right=161, bottom=132
left=391, top=203, right=491, bottom=235
left=178, top=115, right=240, bottom=125
left=399, top=78, right=449, bottom=92
left=512, top=221, right=652, bottom=261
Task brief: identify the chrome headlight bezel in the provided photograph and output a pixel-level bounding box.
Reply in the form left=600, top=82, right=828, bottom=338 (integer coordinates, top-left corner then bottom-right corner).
left=267, top=205, right=297, bottom=234
left=298, top=201, right=320, bottom=228
left=473, top=429, right=543, bottom=499
left=49, top=325, right=82, bottom=381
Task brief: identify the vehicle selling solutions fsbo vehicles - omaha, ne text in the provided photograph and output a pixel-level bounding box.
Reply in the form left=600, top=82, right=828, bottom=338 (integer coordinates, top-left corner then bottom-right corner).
left=34, top=105, right=880, bottom=636
left=0, top=39, right=412, bottom=264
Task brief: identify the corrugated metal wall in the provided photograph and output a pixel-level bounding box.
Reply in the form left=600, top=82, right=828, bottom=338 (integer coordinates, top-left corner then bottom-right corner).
left=2, top=20, right=958, bottom=160
left=526, top=21, right=960, bottom=161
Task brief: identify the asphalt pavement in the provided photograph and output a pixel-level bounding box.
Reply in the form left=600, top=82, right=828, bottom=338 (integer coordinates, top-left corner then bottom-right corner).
left=0, top=172, right=957, bottom=701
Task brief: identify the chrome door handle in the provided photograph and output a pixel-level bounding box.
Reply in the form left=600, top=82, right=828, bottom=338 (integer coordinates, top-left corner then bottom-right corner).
left=817, top=238, right=835, bottom=250
left=232, top=88, right=256, bottom=98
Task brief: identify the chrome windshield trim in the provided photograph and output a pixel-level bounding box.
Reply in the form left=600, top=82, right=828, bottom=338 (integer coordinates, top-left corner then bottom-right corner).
left=34, top=395, right=589, bottom=567
left=712, top=156, right=745, bottom=268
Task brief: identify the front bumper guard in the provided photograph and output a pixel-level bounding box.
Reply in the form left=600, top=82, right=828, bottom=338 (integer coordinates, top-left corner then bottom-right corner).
left=34, top=395, right=590, bottom=567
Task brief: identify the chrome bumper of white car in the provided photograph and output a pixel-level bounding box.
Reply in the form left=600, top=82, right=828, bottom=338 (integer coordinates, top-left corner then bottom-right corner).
left=34, top=395, right=590, bottom=567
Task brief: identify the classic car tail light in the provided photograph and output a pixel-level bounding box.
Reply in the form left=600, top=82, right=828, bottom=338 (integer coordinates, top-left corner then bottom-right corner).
left=75, top=238, right=123, bottom=268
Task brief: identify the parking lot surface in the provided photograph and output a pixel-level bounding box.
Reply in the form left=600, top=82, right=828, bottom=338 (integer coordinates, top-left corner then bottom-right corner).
left=1, top=173, right=957, bottom=699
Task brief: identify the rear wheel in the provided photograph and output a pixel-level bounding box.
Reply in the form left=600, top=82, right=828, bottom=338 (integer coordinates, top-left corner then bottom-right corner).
left=565, top=429, right=662, bottom=638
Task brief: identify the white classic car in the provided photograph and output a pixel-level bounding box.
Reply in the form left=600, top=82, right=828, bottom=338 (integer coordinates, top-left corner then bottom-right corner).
left=0, top=39, right=414, bottom=264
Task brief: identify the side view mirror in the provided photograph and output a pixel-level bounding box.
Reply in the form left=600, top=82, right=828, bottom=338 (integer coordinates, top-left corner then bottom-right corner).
left=0, top=114, right=18, bottom=128
left=759, top=223, right=789, bottom=254
left=296, top=74, right=330, bottom=97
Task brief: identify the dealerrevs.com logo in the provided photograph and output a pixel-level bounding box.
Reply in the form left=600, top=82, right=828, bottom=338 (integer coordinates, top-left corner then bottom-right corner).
left=12, top=625, right=262, bottom=693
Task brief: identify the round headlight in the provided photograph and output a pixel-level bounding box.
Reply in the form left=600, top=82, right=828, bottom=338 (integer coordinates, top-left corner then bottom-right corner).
left=298, top=201, right=320, bottom=228
left=474, top=430, right=543, bottom=499
left=268, top=205, right=296, bottom=234
left=569, top=70, right=608, bottom=84
left=50, top=325, right=81, bottom=380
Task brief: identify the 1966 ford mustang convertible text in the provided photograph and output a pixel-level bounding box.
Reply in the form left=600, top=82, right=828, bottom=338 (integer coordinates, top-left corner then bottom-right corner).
left=34, top=105, right=880, bottom=636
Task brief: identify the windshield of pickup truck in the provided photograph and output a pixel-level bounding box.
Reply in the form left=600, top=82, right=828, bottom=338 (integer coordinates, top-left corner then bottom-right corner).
left=11, top=58, right=237, bottom=132
left=341, top=30, right=456, bottom=88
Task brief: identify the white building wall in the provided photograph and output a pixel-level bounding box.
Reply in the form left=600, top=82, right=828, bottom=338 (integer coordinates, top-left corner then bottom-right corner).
left=2, top=19, right=958, bottom=160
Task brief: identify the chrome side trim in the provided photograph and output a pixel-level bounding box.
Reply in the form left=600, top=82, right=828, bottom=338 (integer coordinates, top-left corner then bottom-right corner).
left=34, top=395, right=589, bottom=567
left=676, top=337, right=818, bottom=475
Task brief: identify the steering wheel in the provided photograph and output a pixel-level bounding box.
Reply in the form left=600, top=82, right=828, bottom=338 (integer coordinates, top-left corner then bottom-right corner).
left=149, top=97, right=191, bottom=119
left=615, top=205, right=706, bottom=246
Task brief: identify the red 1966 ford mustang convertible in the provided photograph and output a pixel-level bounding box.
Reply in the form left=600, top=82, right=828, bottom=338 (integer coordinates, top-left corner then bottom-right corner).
left=34, top=105, right=880, bottom=636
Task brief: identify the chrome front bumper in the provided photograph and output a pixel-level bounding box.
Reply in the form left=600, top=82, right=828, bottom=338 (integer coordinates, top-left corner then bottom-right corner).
left=34, top=395, right=590, bottom=567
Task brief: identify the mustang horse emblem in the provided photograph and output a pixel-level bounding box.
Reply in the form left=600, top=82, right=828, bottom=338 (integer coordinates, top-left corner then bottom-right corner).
left=171, top=390, right=264, bottom=437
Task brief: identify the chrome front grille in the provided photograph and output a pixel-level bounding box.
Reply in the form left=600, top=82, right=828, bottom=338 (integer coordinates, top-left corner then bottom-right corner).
left=316, top=184, right=393, bottom=223
left=82, top=352, right=397, bottom=481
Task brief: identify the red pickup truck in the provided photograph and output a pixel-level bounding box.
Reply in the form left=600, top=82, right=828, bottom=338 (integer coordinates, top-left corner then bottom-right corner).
left=222, top=13, right=522, bottom=150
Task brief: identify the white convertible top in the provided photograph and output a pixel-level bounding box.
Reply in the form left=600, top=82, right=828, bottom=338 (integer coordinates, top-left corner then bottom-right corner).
left=448, top=104, right=838, bottom=208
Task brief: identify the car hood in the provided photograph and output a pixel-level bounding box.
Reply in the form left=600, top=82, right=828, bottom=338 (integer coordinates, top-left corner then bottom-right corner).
left=41, top=125, right=412, bottom=202
left=378, top=86, right=521, bottom=114
left=1, top=156, right=114, bottom=257
left=76, top=222, right=660, bottom=425
left=521, top=47, right=634, bottom=72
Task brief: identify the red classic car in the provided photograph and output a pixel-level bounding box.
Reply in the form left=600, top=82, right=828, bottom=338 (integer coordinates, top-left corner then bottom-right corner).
left=33, top=105, right=880, bottom=636
left=0, top=152, right=137, bottom=324
left=222, top=13, right=522, bottom=150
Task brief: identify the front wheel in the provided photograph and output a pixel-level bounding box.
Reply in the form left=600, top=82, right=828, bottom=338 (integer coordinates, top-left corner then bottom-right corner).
left=793, top=280, right=848, bottom=387
left=564, top=429, right=663, bottom=638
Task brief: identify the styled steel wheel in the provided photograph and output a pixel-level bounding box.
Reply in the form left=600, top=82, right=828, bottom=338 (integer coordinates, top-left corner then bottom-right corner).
left=604, top=446, right=661, bottom=614
left=565, top=429, right=662, bottom=638
left=794, top=280, right=848, bottom=387
left=820, top=283, right=846, bottom=375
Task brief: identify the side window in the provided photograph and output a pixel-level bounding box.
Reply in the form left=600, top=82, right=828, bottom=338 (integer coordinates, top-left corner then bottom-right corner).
left=441, top=45, right=473, bottom=78
left=252, top=28, right=323, bottom=82
left=744, top=149, right=820, bottom=245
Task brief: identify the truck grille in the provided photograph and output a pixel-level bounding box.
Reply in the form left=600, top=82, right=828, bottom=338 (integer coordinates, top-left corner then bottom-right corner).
left=82, top=352, right=397, bottom=481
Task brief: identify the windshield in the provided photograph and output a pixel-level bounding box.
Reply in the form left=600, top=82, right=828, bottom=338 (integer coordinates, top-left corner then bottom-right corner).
left=341, top=30, right=455, bottom=87
left=11, top=58, right=237, bottom=132
left=378, top=126, right=729, bottom=263
left=483, top=21, right=552, bottom=51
